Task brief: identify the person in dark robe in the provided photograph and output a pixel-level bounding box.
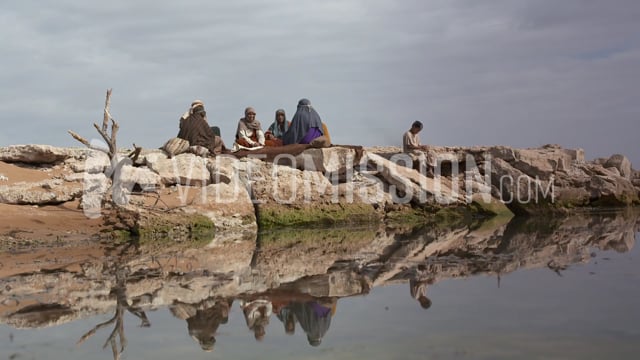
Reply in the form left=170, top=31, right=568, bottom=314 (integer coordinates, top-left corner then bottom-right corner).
left=290, top=298, right=336, bottom=347
left=264, top=109, right=289, bottom=147
left=170, top=298, right=232, bottom=352
left=177, top=100, right=226, bottom=156
left=275, top=301, right=296, bottom=335
left=283, top=99, right=326, bottom=145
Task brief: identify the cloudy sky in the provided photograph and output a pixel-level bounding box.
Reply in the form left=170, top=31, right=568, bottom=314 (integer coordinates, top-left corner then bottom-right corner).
left=1, top=0, right=638, bottom=164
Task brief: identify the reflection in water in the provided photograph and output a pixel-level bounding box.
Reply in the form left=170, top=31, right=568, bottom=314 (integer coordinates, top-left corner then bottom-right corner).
left=170, top=297, right=231, bottom=351
left=0, top=210, right=639, bottom=357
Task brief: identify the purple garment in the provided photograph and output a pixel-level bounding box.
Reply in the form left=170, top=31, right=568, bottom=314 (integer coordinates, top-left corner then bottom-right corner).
left=283, top=98, right=324, bottom=145
left=310, top=302, right=331, bottom=318
left=300, top=127, right=322, bottom=144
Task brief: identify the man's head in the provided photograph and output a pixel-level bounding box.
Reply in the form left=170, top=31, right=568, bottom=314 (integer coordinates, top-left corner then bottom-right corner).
left=245, top=107, right=257, bottom=122
left=418, top=295, right=432, bottom=310
left=190, top=100, right=206, bottom=117
left=411, top=121, right=423, bottom=134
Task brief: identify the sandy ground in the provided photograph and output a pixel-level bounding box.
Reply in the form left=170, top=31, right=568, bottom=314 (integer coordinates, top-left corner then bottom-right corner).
left=0, top=160, right=107, bottom=244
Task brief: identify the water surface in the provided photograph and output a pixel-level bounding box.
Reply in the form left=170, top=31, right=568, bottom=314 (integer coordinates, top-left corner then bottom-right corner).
left=1, top=212, right=639, bottom=359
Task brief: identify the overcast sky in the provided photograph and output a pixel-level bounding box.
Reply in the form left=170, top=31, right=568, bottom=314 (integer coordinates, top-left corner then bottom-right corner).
left=1, top=0, right=638, bottom=165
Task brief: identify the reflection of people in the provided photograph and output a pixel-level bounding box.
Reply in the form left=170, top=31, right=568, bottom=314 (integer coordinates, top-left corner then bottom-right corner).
left=233, top=107, right=266, bottom=150
left=275, top=303, right=296, bottom=335
left=283, top=99, right=329, bottom=146
left=290, top=298, right=336, bottom=347
left=169, top=298, right=232, bottom=352
left=239, top=299, right=272, bottom=341
left=264, top=109, right=289, bottom=147
left=409, top=278, right=433, bottom=310
left=177, top=100, right=226, bottom=156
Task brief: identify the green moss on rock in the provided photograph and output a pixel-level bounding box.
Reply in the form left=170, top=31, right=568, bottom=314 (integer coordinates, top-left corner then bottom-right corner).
left=133, top=213, right=215, bottom=243
left=256, top=203, right=381, bottom=229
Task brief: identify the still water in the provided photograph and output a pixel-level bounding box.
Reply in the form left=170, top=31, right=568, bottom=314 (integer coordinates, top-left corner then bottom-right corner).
left=1, top=212, right=639, bottom=359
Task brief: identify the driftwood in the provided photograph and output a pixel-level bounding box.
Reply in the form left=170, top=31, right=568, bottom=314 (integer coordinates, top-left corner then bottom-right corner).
left=68, top=89, right=141, bottom=162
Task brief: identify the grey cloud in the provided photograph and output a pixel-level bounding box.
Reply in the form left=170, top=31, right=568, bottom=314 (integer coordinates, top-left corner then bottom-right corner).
left=0, top=0, right=638, bottom=165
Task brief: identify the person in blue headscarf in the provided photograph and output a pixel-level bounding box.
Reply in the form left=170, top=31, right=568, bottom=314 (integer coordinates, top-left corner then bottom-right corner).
left=283, top=99, right=325, bottom=145
left=264, top=109, right=290, bottom=147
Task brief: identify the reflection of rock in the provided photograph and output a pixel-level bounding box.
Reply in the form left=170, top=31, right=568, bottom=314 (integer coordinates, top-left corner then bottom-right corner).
left=371, top=211, right=639, bottom=286
left=1, top=210, right=638, bottom=331
left=253, top=227, right=390, bottom=288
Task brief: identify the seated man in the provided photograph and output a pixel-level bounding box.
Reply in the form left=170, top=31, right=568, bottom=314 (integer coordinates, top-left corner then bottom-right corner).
left=233, top=107, right=266, bottom=151
left=403, top=121, right=428, bottom=153
left=177, top=100, right=226, bottom=156
left=403, top=121, right=435, bottom=175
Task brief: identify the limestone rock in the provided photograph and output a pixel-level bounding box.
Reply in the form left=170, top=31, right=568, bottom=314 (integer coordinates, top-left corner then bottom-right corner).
left=365, top=152, right=464, bottom=205
left=206, top=155, right=238, bottom=184
left=586, top=174, right=638, bottom=206
left=64, top=150, right=110, bottom=174
left=0, top=145, right=83, bottom=164
left=185, top=182, right=257, bottom=231
left=488, top=158, right=556, bottom=215
left=147, top=153, right=210, bottom=186
left=294, top=147, right=358, bottom=174
left=0, top=179, right=83, bottom=205
left=116, top=165, right=161, bottom=190
left=604, top=154, right=632, bottom=180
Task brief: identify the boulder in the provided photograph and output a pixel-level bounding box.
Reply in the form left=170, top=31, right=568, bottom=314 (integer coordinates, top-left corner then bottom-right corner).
left=294, top=147, right=358, bottom=174
left=0, top=145, right=82, bottom=164
left=511, top=148, right=567, bottom=180
left=184, top=182, right=257, bottom=231
left=604, top=154, right=632, bottom=180
left=146, top=153, right=210, bottom=186
left=366, top=152, right=464, bottom=205
left=116, top=165, right=161, bottom=190
left=206, top=155, right=238, bottom=184
left=487, top=146, right=517, bottom=162
left=489, top=158, right=556, bottom=215
left=586, top=174, right=638, bottom=206
left=0, top=179, right=83, bottom=205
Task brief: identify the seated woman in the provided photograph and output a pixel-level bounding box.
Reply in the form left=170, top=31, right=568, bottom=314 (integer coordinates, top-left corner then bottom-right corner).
left=283, top=99, right=329, bottom=146
left=177, top=100, right=226, bottom=156
left=233, top=107, right=265, bottom=151
left=264, top=109, right=290, bottom=147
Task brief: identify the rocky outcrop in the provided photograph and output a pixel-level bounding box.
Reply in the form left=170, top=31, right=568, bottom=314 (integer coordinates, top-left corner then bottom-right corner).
left=0, top=144, right=638, bottom=232
left=371, top=144, right=637, bottom=215
left=0, top=145, right=83, bottom=164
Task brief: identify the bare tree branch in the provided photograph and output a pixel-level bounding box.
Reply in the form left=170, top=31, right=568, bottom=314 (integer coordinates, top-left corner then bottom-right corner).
left=103, top=88, right=112, bottom=133
left=67, top=130, right=91, bottom=147
left=76, top=315, right=118, bottom=346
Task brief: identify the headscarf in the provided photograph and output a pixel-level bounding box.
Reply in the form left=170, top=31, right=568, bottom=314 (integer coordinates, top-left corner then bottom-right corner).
left=291, top=300, right=333, bottom=347
left=268, top=109, right=289, bottom=139
left=283, top=99, right=323, bottom=145
left=236, top=107, right=262, bottom=139
left=181, top=99, right=205, bottom=120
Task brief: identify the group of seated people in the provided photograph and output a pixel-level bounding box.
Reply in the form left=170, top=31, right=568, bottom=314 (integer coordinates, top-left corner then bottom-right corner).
left=172, top=98, right=331, bottom=157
